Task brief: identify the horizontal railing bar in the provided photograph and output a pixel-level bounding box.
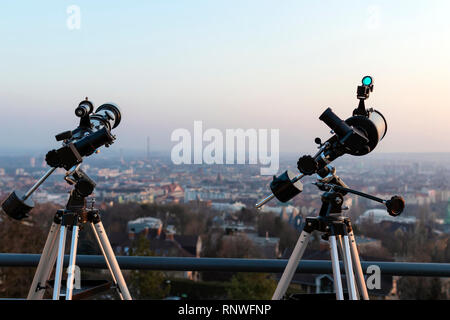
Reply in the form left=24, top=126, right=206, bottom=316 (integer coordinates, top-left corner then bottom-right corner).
left=0, top=253, right=449, bottom=277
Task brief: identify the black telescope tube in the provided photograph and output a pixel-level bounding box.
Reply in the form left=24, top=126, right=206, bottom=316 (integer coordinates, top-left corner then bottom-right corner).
left=319, top=108, right=353, bottom=138
left=73, top=127, right=114, bottom=157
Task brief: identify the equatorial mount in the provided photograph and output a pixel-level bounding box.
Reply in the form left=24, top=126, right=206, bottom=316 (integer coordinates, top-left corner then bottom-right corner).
left=271, top=166, right=404, bottom=301
left=313, top=181, right=405, bottom=217
left=26, top=166, right=132, bottom=300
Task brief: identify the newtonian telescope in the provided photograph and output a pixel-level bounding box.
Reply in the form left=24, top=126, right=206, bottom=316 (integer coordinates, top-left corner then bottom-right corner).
left=1, top=98, right=121, bottom=220
left=255, top=76, right=406, bottom=301
left=256, top=76, right=404, bottom=216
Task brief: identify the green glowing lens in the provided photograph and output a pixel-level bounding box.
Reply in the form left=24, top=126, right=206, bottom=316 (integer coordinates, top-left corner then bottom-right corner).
left=362, top=76, right=372, bottom=86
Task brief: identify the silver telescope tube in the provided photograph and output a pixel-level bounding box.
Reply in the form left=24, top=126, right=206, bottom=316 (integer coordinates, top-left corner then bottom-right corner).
left=23, top=167, right=57, bottom=200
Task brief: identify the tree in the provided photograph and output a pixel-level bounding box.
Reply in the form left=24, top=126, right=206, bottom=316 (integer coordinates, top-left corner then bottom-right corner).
left=236, top=208, right=257, bottom=224
left=227, top=273, right=276, bottom=299
left=128, top=235, right=170, bottom=299
left=0, top=202, right=59, bottom=298
left=397, top=277, right=446, bottom=300
left=217, top=234, right=261, bottom=259
left=257, top=212, right=300, bottom=254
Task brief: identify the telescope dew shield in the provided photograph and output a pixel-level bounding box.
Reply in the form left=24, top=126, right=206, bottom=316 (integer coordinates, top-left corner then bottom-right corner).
left=90, top=103, right=121, bottom=130
left=270, top=170, right=303, bottom=203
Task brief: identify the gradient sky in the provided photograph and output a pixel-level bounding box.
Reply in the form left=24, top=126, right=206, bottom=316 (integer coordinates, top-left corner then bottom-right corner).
left=0, top=1, right=449, bottom=156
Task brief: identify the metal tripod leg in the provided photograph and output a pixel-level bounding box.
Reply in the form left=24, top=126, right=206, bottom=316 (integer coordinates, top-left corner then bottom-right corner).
left=348, top=231, right=369, bottom=300
left=342, top=235, right=358, bottom=299
left=65, top=226, right=80, bottom=300
left=90, top=223, right=124, bottom=300
left=27, top=222, right=60, bottom=299
left=52, top=225, right=67, bottom=300
left=92, top=220, right=132, bottom=300
left=329, top=235, right=344, bottom=300
left=337, top=235, right=359, bottom=300
left=272, top=230, right=311, bottom=300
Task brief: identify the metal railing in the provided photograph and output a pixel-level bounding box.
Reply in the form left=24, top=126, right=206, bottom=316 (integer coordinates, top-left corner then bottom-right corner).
left=1, top=253, right=449, bottom=277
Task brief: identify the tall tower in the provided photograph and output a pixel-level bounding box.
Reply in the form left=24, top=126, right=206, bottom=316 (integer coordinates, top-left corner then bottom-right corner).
left=445, top=197, right=450, bottom=225
left=120, top=148, right=125, bottom=165
left=146, top=136, right=150, bottom=160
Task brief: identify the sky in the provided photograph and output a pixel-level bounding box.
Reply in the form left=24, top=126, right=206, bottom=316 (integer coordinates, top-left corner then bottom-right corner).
left=0, top=1, right=449, bottom=157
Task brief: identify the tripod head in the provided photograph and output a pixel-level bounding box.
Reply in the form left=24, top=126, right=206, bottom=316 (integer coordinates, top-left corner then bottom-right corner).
left=1, top=98, right=120, bottom=221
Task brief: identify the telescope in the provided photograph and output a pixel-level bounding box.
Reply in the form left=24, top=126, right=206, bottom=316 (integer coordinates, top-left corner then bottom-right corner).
left=256, top=77, right=406, bottom=300
left=256, top=76, right=404, bottom=217
left=1, top=98, right=121, bottom=221
left=298, top=75, right=386, bottom=176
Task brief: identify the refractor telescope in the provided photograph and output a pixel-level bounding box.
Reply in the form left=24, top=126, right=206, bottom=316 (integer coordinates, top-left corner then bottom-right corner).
left=47, top=99, right=121, bottom=170
left=256, top=76, right=405, bottom=217
left=1, top=98, right=122, bottom=220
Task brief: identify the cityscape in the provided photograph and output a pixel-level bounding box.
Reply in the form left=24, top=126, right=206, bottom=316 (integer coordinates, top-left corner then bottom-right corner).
left=0, top=150, right=449, bottom=299
left=1, top=151, right=448, bottom=223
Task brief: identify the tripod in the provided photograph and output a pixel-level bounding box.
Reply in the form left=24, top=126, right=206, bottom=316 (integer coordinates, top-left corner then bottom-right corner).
left=272, top=189, right=368, bottom=300
left=27, top=168, right=132, bottom=300
left=270, top=169, right=404, bottom=300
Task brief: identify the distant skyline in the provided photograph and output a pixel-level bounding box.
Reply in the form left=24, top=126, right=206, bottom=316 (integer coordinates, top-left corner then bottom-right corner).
left=1, top=1, right=449, bottom=155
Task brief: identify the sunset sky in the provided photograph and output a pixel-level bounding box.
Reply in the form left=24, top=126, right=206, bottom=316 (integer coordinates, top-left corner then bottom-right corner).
left=0, top=1, right=449, bottom=155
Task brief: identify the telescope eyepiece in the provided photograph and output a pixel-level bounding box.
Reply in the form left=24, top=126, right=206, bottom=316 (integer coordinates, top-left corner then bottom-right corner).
left=75, top=99, right=94, bottom=118
left=319, top=108, right=353, bottom=138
